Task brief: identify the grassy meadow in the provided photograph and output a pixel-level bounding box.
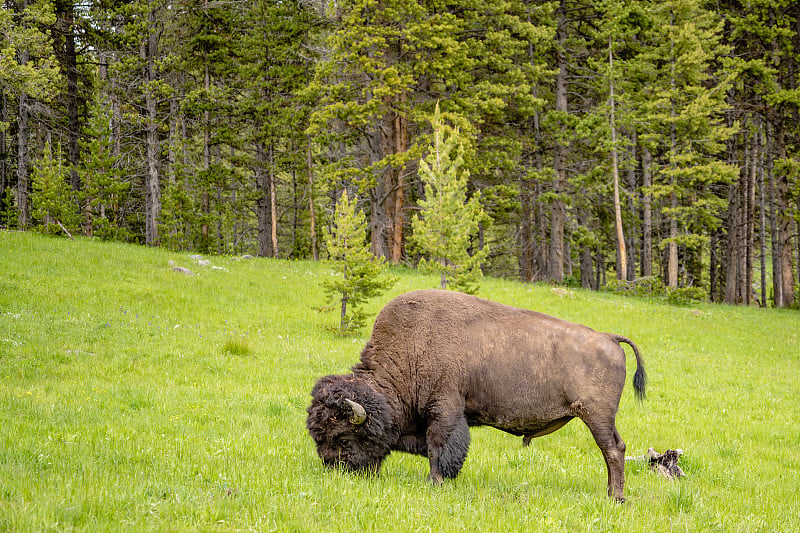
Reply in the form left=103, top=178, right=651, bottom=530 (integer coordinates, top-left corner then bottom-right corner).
left=1, top=230, right=799, bottom=532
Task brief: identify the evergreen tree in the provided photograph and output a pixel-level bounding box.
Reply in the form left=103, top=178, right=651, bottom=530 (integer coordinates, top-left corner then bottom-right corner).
left=1, top=0, right=61, bottom=228
left=410, top=105, right=488, bottom=294
left=637, top=0, right=738, bottom=289
left=235, top=0, right=318, bottom=258
left=80, top=96, right=129, bottom=240
left=30, top=141, right=77, bottom=235
left=322, top=189, right=396, bottom=333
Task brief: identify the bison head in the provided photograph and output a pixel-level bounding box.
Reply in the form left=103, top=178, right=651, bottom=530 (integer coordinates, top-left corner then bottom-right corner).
left=306, top=374, right=395, bottom=474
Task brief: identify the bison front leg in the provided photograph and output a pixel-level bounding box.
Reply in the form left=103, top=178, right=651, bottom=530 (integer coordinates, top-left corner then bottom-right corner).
left=425, top=415, right=470, bottom=483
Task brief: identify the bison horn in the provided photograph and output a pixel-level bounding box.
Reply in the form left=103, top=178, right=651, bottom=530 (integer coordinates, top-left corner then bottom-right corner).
left=344, top=398, right=367, bottom=425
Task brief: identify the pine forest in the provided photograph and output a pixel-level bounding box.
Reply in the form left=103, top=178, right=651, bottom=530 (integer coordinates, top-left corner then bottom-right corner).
left=2, top=0, right=799, bottom=308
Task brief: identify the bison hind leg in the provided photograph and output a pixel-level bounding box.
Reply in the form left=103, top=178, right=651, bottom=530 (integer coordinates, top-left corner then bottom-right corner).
left=427, top=416, right=470, bottom=482
left=584, top=419, right=627, bottom=503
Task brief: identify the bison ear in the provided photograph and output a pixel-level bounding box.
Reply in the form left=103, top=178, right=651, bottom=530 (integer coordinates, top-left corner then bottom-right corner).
left=345, top=398, right=367, bottom=425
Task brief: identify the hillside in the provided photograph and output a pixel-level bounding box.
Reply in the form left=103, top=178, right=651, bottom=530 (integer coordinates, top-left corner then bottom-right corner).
left=1, top=231, right=799, bottom=531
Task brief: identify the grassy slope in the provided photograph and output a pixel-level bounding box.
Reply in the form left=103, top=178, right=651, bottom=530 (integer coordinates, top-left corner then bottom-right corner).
left=1, top=230, right=798, bottom=532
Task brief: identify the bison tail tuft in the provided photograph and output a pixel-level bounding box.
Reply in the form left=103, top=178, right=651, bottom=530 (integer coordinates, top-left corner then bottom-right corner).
left=611, top=334, right=647, bottom=402
left=633, top=364, right=647, bottom=402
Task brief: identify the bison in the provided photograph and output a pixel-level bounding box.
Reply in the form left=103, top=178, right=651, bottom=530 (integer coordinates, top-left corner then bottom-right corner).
left=306, top=289, right=646, bottom=501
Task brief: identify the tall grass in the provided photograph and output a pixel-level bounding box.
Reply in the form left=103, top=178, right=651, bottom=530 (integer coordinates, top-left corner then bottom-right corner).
left=1, top=230, right=799, bottom=531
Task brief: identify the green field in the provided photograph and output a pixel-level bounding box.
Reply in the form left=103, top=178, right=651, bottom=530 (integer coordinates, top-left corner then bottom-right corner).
left=1, top=231, right=799, bottom=531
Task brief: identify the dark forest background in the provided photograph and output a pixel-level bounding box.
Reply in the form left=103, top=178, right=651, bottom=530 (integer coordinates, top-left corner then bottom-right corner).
left=2, top=0, right=799, bottom=307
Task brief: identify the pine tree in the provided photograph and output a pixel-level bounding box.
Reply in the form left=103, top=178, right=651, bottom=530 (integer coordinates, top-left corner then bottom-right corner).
left=1, top=0, right=61, bottom=229
left=637, top=0, right=738, bottom=289
left=80, top=96, right=129, bottom=240
left=30, top=141, right=77, bottom=235
left=322, top=190, right=396, bottom=333
left=410, top=105, right=488, bottom=294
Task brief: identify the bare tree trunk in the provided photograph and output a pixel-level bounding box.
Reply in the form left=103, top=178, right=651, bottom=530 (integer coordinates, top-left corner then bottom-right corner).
left=725, top=161, right=743, bottom=304
left=667, top=190, right=678, bottom=288
left=642, top=145, right=653, bottom=277
left=368, top=123, right=389, bottom=259
left=758, top=137, right=767, bottom=307
left=391, top=102, right=407, bottom=264
left=768, top=162, right=782, bottom=307
left=609, top=38, right=627, bottom=281
left=577, top=208, right=594, bottom=289
left=270, top=142, right=278, bottom=258
left=0, top=90, right=6, bottom=208
left=16, top=80, right=30, bottom=229
left=777, top=173, right=795, bottom=307
left=62, top=4, right=80, bottom=196
left=745, top=140, right=758, bottom=304
left=256, top=142, right=272, bottom=258
left=666, top=13, right=679, bottom=289
left=201, top=36, right=211, bottom=247
left=549, top=0, right=568, bottom=283
left=626, top=139, right=638, bottom=281
left=142, top=21, right=161, bottom=246
left=307, top=137, right=318, bottom=260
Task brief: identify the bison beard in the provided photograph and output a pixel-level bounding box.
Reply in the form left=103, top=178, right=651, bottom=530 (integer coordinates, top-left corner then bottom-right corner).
left=306, top=289, right=646, bottom=502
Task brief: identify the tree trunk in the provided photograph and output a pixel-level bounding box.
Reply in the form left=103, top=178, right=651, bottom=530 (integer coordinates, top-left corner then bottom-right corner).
left=745, top=141, right=758, bottom=304
left=518, top=181, right=535, bottom=282
left=0, top=90, right=6, bottom=211
left=724, top=163, right=743, bottom=304
left=609, top=38, right=627, bottom=281
left=16, top=75, right=30, bottom=229
left=759, top=144, right=767, bottom=307
left=577, top=208, right=594, bottom=289
left=549, top=0, right=568, bottom=283
left=62, top=3, right=81, bottom=195
left=369, top=121, right=389, bottom=259
left=142, top=22, right=161, bottom=246
left=391, top=104, right=407, bottom=264
left=777, top=172, right=795, bottom=308
left=256, top=142, right=272, bottom=258
left=642, top=145, right=653, bottom=277
left=307, top=137, right=318, bottom=260
left=377, top=103, right=407, bottom=264
left=270, top=142, right=278, bottom=258
left=626, top=139, right=638, bottom=281
left=202, top=40, right=211, bottom=247
left=667, top=190, right=678, bottom=288
left=709, top=229, right=719, bottom=302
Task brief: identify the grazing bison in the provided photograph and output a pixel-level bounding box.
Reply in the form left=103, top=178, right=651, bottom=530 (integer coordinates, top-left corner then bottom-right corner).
left=307, top=289, right=646, bottom=501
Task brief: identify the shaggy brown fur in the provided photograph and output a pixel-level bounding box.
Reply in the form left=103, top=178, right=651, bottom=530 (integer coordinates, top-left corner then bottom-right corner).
left=307, top=289, right=646, bottom=502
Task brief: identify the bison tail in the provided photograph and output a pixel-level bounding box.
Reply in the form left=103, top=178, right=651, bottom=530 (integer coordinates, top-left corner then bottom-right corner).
left=611, top=334, right=647, bottom=402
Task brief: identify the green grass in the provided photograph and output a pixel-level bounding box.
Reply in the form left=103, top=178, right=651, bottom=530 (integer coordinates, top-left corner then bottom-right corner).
left=1, top=230, right=799, bottom=531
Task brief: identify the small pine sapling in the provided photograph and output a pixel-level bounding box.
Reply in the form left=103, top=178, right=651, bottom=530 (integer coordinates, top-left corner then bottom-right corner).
left=322, top=190, right=396, bottom=333
left=410, top=104, right=488, bottom=294
left=30, top=142, right=78, bottom=236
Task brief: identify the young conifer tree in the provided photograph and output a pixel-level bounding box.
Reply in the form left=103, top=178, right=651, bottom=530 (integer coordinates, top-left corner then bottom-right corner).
left=410, top=104, right=488, bottom=294
left=80, top=97, right=129, bottom=240
left=322, top=190, right=396, bottom=333
left=30, top=142, right=78, bottom=236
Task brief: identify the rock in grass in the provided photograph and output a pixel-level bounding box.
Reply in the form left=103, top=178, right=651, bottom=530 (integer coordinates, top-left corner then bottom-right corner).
left=172, top=266, right=194, bottom=276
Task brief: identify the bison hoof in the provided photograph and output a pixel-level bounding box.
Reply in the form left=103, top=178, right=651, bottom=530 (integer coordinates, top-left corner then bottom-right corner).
left=427, top=473, right=444, bottom=485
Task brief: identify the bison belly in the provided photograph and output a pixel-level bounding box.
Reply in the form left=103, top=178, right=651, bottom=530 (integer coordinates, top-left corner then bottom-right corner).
left=460, top=319, right=627, bottom=438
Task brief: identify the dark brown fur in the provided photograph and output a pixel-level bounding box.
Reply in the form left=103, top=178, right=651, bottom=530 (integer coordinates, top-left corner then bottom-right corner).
left=307, top=289, right=646, bottom=501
